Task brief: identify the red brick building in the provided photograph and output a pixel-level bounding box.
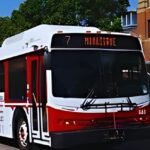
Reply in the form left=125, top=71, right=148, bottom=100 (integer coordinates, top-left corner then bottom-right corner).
left=134, top=0, right=150, bottom=61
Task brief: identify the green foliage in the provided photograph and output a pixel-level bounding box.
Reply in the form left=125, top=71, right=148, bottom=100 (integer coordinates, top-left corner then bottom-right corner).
left=0, top=0, right=129, bottom=46
left=102, top=17, right=123, bottom=32
left=0, top=17, right=17, bottom=45
left=110, top=18, right=123, bottom=32
left=43, top=0, right=80, bottom=25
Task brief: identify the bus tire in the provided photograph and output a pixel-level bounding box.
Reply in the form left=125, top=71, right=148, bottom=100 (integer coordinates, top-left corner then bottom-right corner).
left=16, top=118, right=30, bottom=150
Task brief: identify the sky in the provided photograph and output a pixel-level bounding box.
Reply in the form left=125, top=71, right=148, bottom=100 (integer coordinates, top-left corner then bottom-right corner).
left=128, top=0, right=138, bottom=11
left=0, top=0, right=138, bottom=17
left=0, top=0, right=24, bottom=17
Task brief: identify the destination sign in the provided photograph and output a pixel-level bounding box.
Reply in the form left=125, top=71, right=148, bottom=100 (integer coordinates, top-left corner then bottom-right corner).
left=84, top=37, right=116, bottom=47
left=51, top=33, right=141, bottom=50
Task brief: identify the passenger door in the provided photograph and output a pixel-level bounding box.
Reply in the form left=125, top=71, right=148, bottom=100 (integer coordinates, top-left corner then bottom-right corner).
left=27, top=55, right=49, bottom=143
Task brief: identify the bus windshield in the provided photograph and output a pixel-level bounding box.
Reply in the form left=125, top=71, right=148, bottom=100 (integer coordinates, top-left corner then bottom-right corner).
left=51, top=50, right=148, bottom=98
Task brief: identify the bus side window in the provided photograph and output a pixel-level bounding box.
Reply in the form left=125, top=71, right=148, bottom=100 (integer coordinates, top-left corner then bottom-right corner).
left=0, top=62, right=4, bottom=101
left=8, top=57, right=26, bottom=101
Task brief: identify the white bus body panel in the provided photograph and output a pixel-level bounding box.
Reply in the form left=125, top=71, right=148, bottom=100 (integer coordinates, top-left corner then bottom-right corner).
left=0, top=24, right=100, bottom=61
left=0, top=102, right=14, bottom=138
left=0, top=24, right=134, bottom=62
left=0, top=103, right=31, bottom=139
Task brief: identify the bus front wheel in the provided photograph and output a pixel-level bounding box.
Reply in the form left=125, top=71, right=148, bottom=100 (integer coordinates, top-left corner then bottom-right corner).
left=17, top=118, right=30, bottom=150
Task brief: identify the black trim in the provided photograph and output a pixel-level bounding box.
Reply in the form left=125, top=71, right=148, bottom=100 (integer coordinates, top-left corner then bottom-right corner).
left=51, top=33, right=141, bottom=50
left=50, top=126, right=150, bottom=148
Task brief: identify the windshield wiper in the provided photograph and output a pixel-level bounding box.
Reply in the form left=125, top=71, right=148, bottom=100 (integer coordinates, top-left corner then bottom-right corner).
left=80, top=88, right=96, bottom=110
left=126, top=97, right=137, bottom=110
left=81, top=94, right=137, bottom=111
left=80, top=72, right=100, bottom=110
left=126, top=97, right=133, bottom=106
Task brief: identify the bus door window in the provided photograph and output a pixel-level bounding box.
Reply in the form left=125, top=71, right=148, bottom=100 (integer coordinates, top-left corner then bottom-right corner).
left=31, top=60, right=38, bottom=131
left=39, top=55, right=47, bottom=132
left=30, top=55, right=47, bottom=133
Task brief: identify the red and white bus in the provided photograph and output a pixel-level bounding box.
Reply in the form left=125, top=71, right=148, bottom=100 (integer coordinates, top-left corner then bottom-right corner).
left=0, top=24, right=150, bottom=149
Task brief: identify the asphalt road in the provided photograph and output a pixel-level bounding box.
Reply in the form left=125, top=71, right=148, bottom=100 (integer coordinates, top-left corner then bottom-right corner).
left=1, top=138, right=150, bottom=150
left=70, top=139, right=150, bottom=150
left=0, top=143, right=18, bottom=150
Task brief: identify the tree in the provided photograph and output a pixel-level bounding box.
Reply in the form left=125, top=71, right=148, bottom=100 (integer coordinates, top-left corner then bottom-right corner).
left=42, top=0, right=78, bottom=25
left=43, top=0, right=129, bottom=29
left=0, top=0, right=129, bottom=45
left=11, top=0, right=47, bottom=30
left=0, top=17, right=16, bottom=46
left=10, top=0, right=129, bottom=28
left=78, top=0, right=129, bottom=30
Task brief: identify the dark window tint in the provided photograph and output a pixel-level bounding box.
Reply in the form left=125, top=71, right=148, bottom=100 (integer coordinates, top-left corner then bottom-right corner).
left=132, top=12, right=137, bottom=25
left=0, top=63, right=4, bottom=92
left=148, top=20, right=150, bottom=38
left=51, top=50, right=147, bottom=98
left=122, top=15, right=126, bottom=26
left=146, top=63, right=150, bottom=73
left=31, top=61, right=38, bottom=130
left=9, top=57, right=26, bottom=100
left=32, top=61, right=37, bottom=97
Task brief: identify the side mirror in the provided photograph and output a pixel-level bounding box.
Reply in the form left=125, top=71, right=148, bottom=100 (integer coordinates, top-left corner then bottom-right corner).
left=44, top=52, right=51, bottom=70
left=147, top=72, right=150, bottom=93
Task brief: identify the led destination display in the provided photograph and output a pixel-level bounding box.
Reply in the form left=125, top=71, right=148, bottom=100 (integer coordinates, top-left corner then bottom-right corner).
left=51, top=33, right=141, bottom=50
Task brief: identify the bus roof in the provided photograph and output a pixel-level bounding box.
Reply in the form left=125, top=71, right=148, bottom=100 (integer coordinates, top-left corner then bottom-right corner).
left=0, top=24, right=139, bottom=61
left=0, top=24, right=100, bottom=61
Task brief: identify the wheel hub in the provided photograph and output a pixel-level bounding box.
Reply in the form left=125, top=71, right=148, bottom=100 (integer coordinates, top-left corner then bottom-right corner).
left=19, top=121, right=28, bottom=147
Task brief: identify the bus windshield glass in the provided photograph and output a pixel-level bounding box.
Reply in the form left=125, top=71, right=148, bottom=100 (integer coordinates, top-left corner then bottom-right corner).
left=51, top=50, right=148, bottom=98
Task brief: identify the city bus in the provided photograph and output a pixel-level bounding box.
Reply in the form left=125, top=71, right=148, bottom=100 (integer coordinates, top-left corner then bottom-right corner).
left=0, top=24, right=150, bottom=149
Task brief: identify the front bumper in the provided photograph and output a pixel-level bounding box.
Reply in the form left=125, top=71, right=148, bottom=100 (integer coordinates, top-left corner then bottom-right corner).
left=50, top=126, right=150, bottom=148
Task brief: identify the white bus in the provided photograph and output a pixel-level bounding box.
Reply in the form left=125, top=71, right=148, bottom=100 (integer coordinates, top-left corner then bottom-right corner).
left=0, top=24, right=149, bottom=149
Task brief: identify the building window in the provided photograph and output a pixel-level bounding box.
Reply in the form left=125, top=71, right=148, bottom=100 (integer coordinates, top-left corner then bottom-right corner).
left=148, top=0, right=150, bottom=7
left=122, top=15, right=126, bottom=26
left=9, top=57, right=26, bottom=100
left=148, top=20, right=150, bottom=38
left=127, top=13, right=131, bottom=25
left=132, top=12, right=137, bottom=25
left=0, top=63, right=4, bottom=92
